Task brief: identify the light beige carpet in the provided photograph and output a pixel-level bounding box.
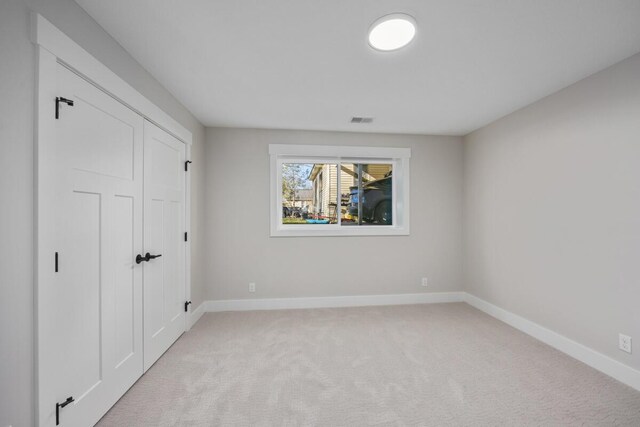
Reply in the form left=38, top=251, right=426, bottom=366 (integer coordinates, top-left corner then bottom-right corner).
left=97, top=303, right=640, bottom=426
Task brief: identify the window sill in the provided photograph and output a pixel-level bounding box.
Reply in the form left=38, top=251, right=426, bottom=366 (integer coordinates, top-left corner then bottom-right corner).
left=270, top=224, right=410, bottom=237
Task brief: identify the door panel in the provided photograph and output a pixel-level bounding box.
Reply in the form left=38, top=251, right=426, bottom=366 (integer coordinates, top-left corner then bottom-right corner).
left=165, top=200, right=182, bottom=324
left=146, top=198, right=166, bottom=337
left=61, top=190, right=102, bottom=399
left=113, top=194, right=136, bottom=366
left=38, top=64, right=144, bottom=427
left=143, top=121, right=186, bottom=371
left=67, top=97, right=135, bottom=180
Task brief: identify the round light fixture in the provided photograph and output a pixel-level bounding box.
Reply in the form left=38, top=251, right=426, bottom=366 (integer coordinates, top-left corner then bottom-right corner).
left=368, top=14, right=416, bottom=52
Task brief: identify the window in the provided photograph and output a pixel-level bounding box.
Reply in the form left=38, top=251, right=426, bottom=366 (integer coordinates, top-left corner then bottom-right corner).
left=270, top=144, right=410, bottom=237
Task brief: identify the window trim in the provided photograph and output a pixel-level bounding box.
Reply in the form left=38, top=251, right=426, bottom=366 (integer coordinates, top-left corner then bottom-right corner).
left=269, top=144, right=411, bottom=237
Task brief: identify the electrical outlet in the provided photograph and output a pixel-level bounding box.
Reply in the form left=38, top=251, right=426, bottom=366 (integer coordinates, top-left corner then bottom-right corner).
left=248, top=282, right=256, bottom=293
left=421, top=277, right=428, bottom=287
left=619, top=334, right=632, bottom=354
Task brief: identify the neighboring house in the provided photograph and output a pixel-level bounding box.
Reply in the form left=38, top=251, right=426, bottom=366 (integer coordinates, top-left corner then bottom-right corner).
left=283, top=188, right=313, bottom=217
left=293, top=189, right=313, bottom=209
left=283, top=188, right=312, bottom=209
left=308, top=163, right=391, bottom=219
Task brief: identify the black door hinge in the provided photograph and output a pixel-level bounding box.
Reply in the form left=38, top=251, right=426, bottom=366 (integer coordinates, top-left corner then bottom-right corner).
left=184, top=232, right=188, bottom=242
left=55, top=97, right=74, bottom=119
left=56, top=396, right=74, bottom=425
left=184, top=301, right=192, bottom=312
left=185, top=160, right=192, bottom=172
left=55, top=252, right=59, bottom=273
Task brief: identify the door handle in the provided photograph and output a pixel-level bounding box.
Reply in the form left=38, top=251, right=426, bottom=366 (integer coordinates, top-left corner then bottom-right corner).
left=56, top=396, right=74, bottom=425
left=136, top=252, right=162, bottom=264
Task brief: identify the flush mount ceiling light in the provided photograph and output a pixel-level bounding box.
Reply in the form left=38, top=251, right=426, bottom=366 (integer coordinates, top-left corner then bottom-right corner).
left=368, top=13, right=416, bottom=52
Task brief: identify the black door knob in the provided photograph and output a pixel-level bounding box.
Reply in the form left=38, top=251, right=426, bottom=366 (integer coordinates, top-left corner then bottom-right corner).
left=136, top=252, right=162, bottom=264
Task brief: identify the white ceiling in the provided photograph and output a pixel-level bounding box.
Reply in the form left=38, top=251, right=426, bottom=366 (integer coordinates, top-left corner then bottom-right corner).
left=74, top=0, right=640, bottom=135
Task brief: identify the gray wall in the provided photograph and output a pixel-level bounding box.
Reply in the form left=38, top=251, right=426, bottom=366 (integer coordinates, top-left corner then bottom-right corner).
left=0, top=1, right=205, bottom=425
left=463, top=52, right=640, bottom=371
left=204, top=128, right=464, bottom=301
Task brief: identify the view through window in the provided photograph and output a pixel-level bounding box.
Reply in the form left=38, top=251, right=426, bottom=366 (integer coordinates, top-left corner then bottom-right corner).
left=281, top=163, right=393, bottom=226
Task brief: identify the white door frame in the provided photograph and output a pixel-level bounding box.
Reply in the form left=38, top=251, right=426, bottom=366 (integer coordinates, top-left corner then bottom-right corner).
left=33, top=13, right=194, bottom=426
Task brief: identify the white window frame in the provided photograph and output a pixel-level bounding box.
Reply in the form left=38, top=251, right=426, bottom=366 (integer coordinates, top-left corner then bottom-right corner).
left=270, top=144, right=411, bottom=237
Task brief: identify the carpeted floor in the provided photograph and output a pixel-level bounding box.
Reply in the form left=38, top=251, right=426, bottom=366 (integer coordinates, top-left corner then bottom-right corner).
left=96, top=303, right=640, bottom=426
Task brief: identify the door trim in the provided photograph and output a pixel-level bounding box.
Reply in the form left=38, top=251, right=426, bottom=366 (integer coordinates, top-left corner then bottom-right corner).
left=33, top=13, right=193, bottom=425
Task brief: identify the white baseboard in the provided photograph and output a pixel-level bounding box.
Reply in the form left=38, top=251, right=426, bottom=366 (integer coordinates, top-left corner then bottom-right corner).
left=464, top=293, right=640, bottom=392
left=187, top=301, right=206, bottom=329
left=205, top=291, right=465, bottom=312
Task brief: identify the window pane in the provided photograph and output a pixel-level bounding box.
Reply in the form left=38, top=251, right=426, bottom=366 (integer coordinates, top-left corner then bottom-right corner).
left=341, top=163, right=392, bottom=226
left=282, top=163, right=338, bottom=224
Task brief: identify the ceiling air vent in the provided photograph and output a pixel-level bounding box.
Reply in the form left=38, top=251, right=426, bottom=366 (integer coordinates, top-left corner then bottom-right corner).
left=351, top=117, right=374, bottom=124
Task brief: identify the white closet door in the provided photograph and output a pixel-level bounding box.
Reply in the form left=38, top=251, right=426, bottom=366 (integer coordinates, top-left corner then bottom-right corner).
left=39, top=64, right=144, bottom=426
left=143, top=120, right=186, bottom=371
